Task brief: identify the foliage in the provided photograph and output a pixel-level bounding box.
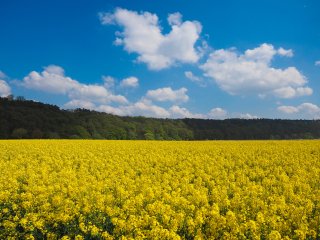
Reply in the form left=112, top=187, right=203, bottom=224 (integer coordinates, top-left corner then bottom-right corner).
left=1, top=97, right=320, bottom=140
left=11, top=128, right=28, bottom=139
left=0, top=140, right=319, bottom=239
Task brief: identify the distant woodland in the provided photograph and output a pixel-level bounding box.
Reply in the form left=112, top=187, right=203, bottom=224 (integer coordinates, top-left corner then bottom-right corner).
left=1, top=96, right=319, bottom=140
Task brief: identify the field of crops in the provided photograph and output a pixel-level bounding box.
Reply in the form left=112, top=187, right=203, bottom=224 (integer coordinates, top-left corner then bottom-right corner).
left=0, top=140, right=319, bottom=239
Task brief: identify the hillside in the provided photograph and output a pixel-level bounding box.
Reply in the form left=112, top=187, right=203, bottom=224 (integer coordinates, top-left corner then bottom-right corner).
left=0, top=97, right=319, bottom=140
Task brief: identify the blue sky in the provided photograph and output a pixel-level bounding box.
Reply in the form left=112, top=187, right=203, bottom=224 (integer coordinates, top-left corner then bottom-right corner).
left=0, top=0, right=319, bottom=119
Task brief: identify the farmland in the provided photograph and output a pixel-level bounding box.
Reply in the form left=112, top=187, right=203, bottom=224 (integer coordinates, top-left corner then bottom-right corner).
left=0, top=140, right=319, bottom=239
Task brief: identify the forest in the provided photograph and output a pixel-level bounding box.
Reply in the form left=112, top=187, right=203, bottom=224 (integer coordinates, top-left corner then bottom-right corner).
left=1, top=97, right=319, bottom=140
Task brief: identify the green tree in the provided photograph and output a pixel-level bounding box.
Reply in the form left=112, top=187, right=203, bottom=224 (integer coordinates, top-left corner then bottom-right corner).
left=45, top=132, right=60, bottom=139
left=31, top=129, right=43, bottom=138
left=74, top=125, right=91, bottom=138
left=144, top=130, right=155, bottom=140
left=16, top=96, right=26, bottom=101
left=11, top=128, right=28, bottom=139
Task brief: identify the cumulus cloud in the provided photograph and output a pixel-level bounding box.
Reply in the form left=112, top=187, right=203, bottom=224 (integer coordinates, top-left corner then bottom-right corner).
left=95, top=105, right=125, bottom=116
left=96, top=102, right=206, bottom=119
left=201, top=43, right=312, bottom=98
left=98, top=99, right=170, bottom=118
left=102, top=76, right=115, bottom=89
left=167, top=12, right=182, bottom=26
left=169, top=105, right=205, bottom=118
left=64, top=99, right=96, bottom=109
left=146, top=87, right=189, bottom=102
left=277, top=105, right=299, bottom=114
left=63, top=94, right=261, bottom=120
left=239, top=113, right=259, bottom=119
left=120, top=76, right=139, bottom=88
left=100, top=8, right=202, bottom=70
left=68, top=84, right=128, bottom=104
left=0, top=80, right=11, bottom=97
left=184, top=70, right=201, bottom=82
left=22, top=65, right=128, bottom=105
left=18, top=64, right=268, bottom=119
left=23, top=65, right=78, bottom=94
left=64, top=88, right=198, bottom=118
left=169, top=106, right=257, bottom=120
left=273, top=86, right=313, bottom=98
left=0, top=71, right=11, bottom=97
left=65, top=98, right=170, bottom=118
left=299, top=103, right=320, bottom=115
left=125, top=100, right=170, bottom=118
left=278, top=103, right=320, bottom=119
left=208, top=108, right=227, bottom=119
left=185, top=71, right=206, bottom=87
left=277, top=47, right=293, bottom=57
left=315, top=60, right=320, bottom=66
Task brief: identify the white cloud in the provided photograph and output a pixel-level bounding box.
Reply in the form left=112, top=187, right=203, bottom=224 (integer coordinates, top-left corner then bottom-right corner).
left=273, top=86, right=313, bottom=98
left=185, top=71, right=201, bottom=82
left=109, top=95, right=128, bottom=104
left=278, top=102, right=320, bottom=119
left=277, top=47, right=293, bottom=57
left=120, top=76, right=139, bottom=88
left=0, top=80, right=11, bottom=97
left=169, top=105, right=205, bottom=118
left=62, top=93, right=263, bottom=120
left=185, top=71, right=206, bottom=87
left=167, top=12, right=182, bottom=26
left=102, top=76, right=115, bottom=89
left=315, top=60, right=320, bottom=66
left=100, top=8, right=202, bottom=70
left=277, top=105, right=299, bottom=114
left=300, top=103, right=320, bottom=115
left=22, top=65, right=128, bottom=105
left=126, top=100, right=170, bottom=118
left=68, top=85, right=107, bottom=100
left=146, top=87, right=189, bottom=102
left=243, top=43, right=278, bottom=63
left=98, top=99, right=170, bottom=118
left=96, top=105, right=126, bottom=116
left=64, top=99, right=96, bottom=109
left=239, top=113, right=259, bottom=119
left=201, top=43, right=312, bottom=98
left=23, top=65, right=78, bottom=94
left=97, top=102, right=206, bottom=119
left=65, top=97, right=203, bottom=119
left=169, top=106, right=257, bottom=120
left=208, top=108, right=227, bottom=119
left=68, top=84, right=128, bottom=104
left=65, top=98, right=170, bottom=119
left=0, top=71, right=11, bottom=97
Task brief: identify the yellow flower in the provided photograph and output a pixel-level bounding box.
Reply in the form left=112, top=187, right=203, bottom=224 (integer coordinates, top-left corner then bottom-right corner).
left=75, top=235, right=84, bottom=240
left=91, top=225, right=100, bottom=236
left=268, top=230, right=281, bottom=240
left=0, top=140, right=318, bottom=239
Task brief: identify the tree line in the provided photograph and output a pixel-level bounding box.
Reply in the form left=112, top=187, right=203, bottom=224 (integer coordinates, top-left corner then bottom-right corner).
left=0, top=97, right=319, bottom=140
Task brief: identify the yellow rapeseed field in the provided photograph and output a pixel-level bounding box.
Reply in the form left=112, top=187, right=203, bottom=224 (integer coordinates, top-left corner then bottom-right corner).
left=0, top=140, right=319, bottom=239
